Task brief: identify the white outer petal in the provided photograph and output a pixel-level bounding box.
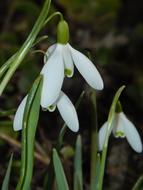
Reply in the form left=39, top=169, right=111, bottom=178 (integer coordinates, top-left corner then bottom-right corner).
left=62, top=44, right=74, bottom=77
left=44, top=44, right=57, bottom=63
left=13, top=96, right=27, bottom=131
left=98, top=122, right=108, bottom=151
left=57, top=91, right=79, bottom=132
left=69, top=44, right=104, bottom=90
left=120, top=112, right=143, bottom=153
left=41, top=45, right=64, bottom=108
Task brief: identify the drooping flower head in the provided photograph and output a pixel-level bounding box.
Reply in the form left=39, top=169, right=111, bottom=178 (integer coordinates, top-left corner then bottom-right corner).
left=13, top=91, right=79, bottom=132
left=99, top=101, right=142, bottom=153
left=40, top=20, right=104, bottom=109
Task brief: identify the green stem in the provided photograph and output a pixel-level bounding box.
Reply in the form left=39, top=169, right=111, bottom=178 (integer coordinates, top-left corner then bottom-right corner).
left=90, top=90, right=98, bottom=190
left=43, top=11, right=63, bottom=27
left=0, top=0, right=51, bottom=95
left=58, top=124, right=67, bottom=151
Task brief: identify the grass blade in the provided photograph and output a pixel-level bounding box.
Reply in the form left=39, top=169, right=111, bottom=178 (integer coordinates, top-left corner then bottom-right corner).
left=132, top=175, right=143, bottom=190
left=94, top=153, right=101, bottom=190
left=1, top=154, right=13, bottom=190
left=90, top=90, right=98, bottom=190
left=74, top=135, right=83, bottom=190
left=53, top=149, right=69, bottom=190
left=16, top=75, right=43, bottom=190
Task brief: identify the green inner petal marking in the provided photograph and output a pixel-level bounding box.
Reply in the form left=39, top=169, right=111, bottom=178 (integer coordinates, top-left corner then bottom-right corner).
left=115, top=131, right=125, bottom=138
left=48, top=105, right=55, bottom=111
left=64, top=69, right=72, bottom=76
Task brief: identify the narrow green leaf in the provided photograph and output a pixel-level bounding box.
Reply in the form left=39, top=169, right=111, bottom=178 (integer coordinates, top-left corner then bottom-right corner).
left=0, top=0, right=51, bottom=95
left=1, top=154, right=13, bottom=190
left=94, top=153, right=101, bottom=190
left=74, top=135, right=83, bottom=190
left=53, top=149, right=69, bottom=190
left=16, top=75, right=43, bottom=190
left=43, top=157, right=55, bottom=190
left=90, top=90, right=98, bottom=190
left=132, top=175, right=143, bottom=190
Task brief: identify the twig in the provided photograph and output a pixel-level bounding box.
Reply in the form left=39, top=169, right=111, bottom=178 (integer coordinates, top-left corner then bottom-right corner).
left=0, top=133, right=50, bottom=165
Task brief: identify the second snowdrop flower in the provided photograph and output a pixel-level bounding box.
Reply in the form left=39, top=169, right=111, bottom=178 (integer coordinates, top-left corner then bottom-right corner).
left=40, top=20, right=104, bottom=109
left=13, top=91, right=79, bottom=132
left=99, top=102, right=142, bottom=153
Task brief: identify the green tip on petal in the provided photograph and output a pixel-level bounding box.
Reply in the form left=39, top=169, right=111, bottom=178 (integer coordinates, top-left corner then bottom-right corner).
left=64, top=69, right=72, bottom=77
left=115, top=131, right=125, bottom=138
left=57, top=20, right=69, bottom=44
left=48, top=105, right=56, bottom=112
left=115, top=101, right=123, bottom=113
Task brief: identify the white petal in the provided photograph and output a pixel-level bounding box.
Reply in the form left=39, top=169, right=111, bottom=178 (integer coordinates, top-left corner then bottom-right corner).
left=112, top=113, right=126, bottom=138
left=57, top=91, right=79, bottom=132
left=62, top=44, right=74, bottom=77
left=41, top=45, right=64, bottom=108
left=44, top=44, right=57, bottom=63
left=98, top=122, right=108, bottom=151
left=13, top=96, right=27, bottom=131
left=69, top=44, right=104, bottom=90
left=120, top=113, right=143, bottom=153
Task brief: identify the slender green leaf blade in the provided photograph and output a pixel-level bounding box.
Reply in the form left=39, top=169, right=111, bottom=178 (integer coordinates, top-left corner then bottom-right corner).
left=16, top=75, right=43, bottom=190
left=53, top=149, right=69, bottom=190
left=74, top=135, right=83, bottom=190
left=2, top=154, right=13, bottom=190
left=132, top=175, right=143, bottom=190
left=90, top=90, right=98, bottom=190
left=0, top=0, right=51, bottom=95
left=94, top=153, right=101, bottom=190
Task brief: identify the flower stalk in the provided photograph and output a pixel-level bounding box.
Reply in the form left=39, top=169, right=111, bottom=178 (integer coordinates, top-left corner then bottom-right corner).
left=90, top=90, right=98, bottom=190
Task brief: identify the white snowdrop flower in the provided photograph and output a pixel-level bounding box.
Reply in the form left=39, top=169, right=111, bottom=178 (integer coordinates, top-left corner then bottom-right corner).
left=99, top=112, right=143, bottom=153
left=41, top=20, right=104, bottom=109
left=13, top=91, right=79, bottom=132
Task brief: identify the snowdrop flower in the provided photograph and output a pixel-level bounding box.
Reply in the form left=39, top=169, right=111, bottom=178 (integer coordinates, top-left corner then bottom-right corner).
left=99, top=102, right=142, bottom=153
left=40, top=20, right=104, bottom=109
left=13, top=91, right=79, bottom=132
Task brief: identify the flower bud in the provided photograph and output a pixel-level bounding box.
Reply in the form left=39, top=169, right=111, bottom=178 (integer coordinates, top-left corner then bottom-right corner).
left=57, top=20, right=69, bottom=44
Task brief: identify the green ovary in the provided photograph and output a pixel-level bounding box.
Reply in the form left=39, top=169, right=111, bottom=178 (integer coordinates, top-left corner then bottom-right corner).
left=115, top=131, right=125, bottom=138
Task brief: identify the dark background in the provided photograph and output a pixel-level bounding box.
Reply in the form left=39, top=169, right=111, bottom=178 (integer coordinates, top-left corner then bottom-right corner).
left=0, top=0, right=143, bottom=189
